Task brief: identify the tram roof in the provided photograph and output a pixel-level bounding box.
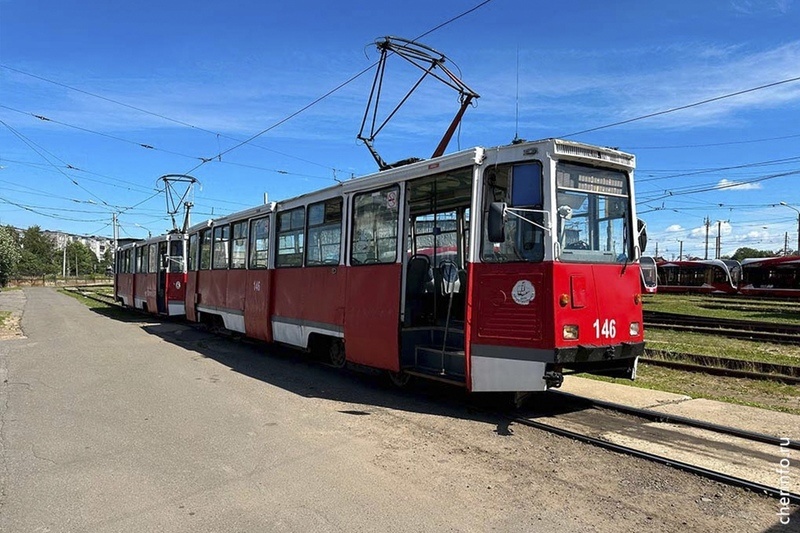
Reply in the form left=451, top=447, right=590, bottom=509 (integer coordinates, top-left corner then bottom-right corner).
left=186, top=138, right=635, bottom=233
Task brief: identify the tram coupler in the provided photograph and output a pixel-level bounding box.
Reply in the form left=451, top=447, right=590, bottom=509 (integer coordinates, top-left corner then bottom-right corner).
left=544, top=371, right=564, bottom=389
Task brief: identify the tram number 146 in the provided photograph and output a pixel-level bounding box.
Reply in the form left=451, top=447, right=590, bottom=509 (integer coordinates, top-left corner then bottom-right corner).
left=593, top=319, right=616, bottom=339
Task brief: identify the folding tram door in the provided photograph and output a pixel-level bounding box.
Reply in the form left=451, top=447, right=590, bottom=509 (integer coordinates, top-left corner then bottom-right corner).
left=400, top=169, right=472, bottom=384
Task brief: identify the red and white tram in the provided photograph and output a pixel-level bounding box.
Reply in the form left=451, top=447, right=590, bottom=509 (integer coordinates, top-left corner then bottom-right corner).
left=739, top=256, right=800, bottom=297
left=655, top=259, right=739, bottom=294
left=175, top=138, right=645, bottom=392
left=115, top=232, right=188, bottom=316
left=640, top=256, right=658, bottom=294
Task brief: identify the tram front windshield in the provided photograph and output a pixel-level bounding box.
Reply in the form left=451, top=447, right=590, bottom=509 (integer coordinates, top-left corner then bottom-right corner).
left=556, top=162, right=632, bottom=263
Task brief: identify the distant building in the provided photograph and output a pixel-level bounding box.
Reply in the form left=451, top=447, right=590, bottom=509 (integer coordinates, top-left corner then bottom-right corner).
left=43, top=230, right=113, bottom=262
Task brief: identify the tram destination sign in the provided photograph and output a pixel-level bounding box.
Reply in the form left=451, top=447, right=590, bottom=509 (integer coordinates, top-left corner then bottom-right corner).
left=557, top=169, right=626, bottom=195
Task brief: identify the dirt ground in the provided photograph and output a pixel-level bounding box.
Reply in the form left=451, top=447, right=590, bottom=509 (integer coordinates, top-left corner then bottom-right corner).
left=342, top=391, right=798, bottom=532
left=0, top=313, right=21, bottom=339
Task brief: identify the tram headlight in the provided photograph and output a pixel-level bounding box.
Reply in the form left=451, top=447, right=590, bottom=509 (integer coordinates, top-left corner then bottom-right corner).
left=629, top=322, right=640, bottom=336
left=562, top=324, right=579, bottom=340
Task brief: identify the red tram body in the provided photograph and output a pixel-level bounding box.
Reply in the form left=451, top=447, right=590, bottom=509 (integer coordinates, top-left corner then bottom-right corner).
left=655, top=259, right=739, bottom=294
left=739, top=256, right=800, bottom=297
left=115, top=233, right=188, bottom=316
left=118, top=139, right=646, bottom=392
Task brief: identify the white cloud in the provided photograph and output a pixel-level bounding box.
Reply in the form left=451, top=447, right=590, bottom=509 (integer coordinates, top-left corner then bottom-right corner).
left=665, top=224, right=684, bottom=232
left=716, top=178, right=762, bottom=190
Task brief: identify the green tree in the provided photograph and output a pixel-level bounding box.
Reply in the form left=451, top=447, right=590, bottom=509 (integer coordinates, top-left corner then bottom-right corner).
left=100, top=247, right=113, bottom=274
left=17, top=226, right=58, bottom=276
left=65, top=240, right=99, bottom=276
left=0, top=226, right=22, bottom=286
left=730, top=247, right=776, bottom=261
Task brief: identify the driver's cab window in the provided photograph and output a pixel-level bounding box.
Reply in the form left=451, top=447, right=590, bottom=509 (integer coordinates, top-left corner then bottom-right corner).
left=481, top=163, right=544, bottom=262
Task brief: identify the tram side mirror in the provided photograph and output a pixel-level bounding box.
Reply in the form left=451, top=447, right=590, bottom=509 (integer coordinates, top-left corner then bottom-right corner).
left=440, top=261, right=461, bottom=295
left=637, top=219, right=648, bottom=253
left=488, top=202, right=507, bottom=243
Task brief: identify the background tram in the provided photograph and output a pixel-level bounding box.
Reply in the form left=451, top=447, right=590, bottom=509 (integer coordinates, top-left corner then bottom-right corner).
left=655, top=259, right=739, bottom=294
left=640, top=256, right=658, bottom=293
left=115, top=232, right=188, bottom=316
left=739, top=256, right=800, bottom=297
left=174, top=138, right=645, bottom=393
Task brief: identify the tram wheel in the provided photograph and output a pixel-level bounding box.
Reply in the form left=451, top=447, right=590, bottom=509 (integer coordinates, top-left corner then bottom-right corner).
left=387, top=370, right=411, bottom=388
left=329, top=339, right=346, bottom=368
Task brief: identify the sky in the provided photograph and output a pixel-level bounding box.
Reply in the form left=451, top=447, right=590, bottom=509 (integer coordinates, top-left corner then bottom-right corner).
left=1, top=0, right=800, bottom=260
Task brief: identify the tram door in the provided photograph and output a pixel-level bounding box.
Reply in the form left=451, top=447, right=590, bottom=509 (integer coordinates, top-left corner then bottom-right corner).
left=156, top=241, right=168, bottom=315
left=400, top=170, right=471, bottom=378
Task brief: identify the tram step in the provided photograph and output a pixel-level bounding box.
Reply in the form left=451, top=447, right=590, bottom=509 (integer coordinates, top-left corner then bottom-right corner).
left=414, top=345, right=465, bottom=378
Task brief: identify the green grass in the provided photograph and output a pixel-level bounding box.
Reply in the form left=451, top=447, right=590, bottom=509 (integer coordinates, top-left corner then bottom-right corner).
left=0, top=310, right=10, bottom=328
left=643, top=293, right=800, bottom=325
left=644, top=329, right=800, bottom=366
left=588, top=365, right=800, bottom=415
left=58, top=288, right=114, bottom=310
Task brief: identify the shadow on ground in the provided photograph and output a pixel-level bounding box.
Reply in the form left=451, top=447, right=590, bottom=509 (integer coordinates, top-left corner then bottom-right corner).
left=88, top=306, right=592, bottom=432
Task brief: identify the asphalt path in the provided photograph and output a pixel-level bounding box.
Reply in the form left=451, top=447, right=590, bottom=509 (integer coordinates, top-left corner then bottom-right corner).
left=0, top=288, right=498, bottom=532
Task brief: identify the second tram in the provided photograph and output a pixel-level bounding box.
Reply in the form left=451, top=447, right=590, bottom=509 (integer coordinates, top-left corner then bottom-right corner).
left=115, top=232, right=188, bottom=316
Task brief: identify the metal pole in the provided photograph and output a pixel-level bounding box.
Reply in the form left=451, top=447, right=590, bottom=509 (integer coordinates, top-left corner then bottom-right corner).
left=779, top=202, right=800, bottom=255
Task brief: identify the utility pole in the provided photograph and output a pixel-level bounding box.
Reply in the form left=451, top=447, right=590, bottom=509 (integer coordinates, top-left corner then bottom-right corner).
left=62, top=245, right=66, bottom=278
left=655, top=242, right=659, bottom=259
left=785, top=232, right=789, bottom=256
left=779, top=202, right=800, bottom=255
left=678, top=240, right=683, bottom=261
left=716, top=220, right=722, bottom=259
left=704, top=216, right=710, bottom=260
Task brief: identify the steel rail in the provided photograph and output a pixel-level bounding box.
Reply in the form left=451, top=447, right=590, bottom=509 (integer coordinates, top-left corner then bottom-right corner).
left=510, top=413, right=800, bottom=504
left=640, top=357, right=800, bottom=384
left=548, top=390, right=800, bottom=450
left=644, top=310, right=800, bottom=335
left=645, top=323, right=800, bottom=345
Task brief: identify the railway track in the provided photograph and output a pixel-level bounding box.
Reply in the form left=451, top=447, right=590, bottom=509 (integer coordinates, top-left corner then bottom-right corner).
left=644, top=310, right=800, bottom=345
left=63, top=286, right=118, bottom=306
left=641, top=349, right=800, bottom=384
left=511, top=391, right=800, bottom=504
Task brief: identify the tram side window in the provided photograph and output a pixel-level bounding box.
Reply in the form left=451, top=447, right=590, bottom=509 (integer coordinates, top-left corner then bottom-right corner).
left=199, top=229, right=212, bottom=270
left=212, top=225, right=230, bottom=269
left=306, top=198, right=342, bottom=266
left=231, top=221, right=247, bottom=269
left=249, top=217, right=269, bottom=269
left=351, top=185, right=399, bottom=265
left=276, top=208, right=305, bottom=267
left=169, top=240, right=184, bottom=273
left=481, top=163, right=544, bottom=262
left=187, top=234, right=198, bottom=271
left=148, top=243, right=158, bottom=273
left=137, top=246, right=148, bottom=273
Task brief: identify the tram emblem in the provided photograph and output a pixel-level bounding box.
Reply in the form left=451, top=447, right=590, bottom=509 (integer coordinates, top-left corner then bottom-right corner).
left=512, top=280, right=535, bottom=305
left=174, top=281, right=181, bottom=290
left=253, top=280, right=261, bottom=292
